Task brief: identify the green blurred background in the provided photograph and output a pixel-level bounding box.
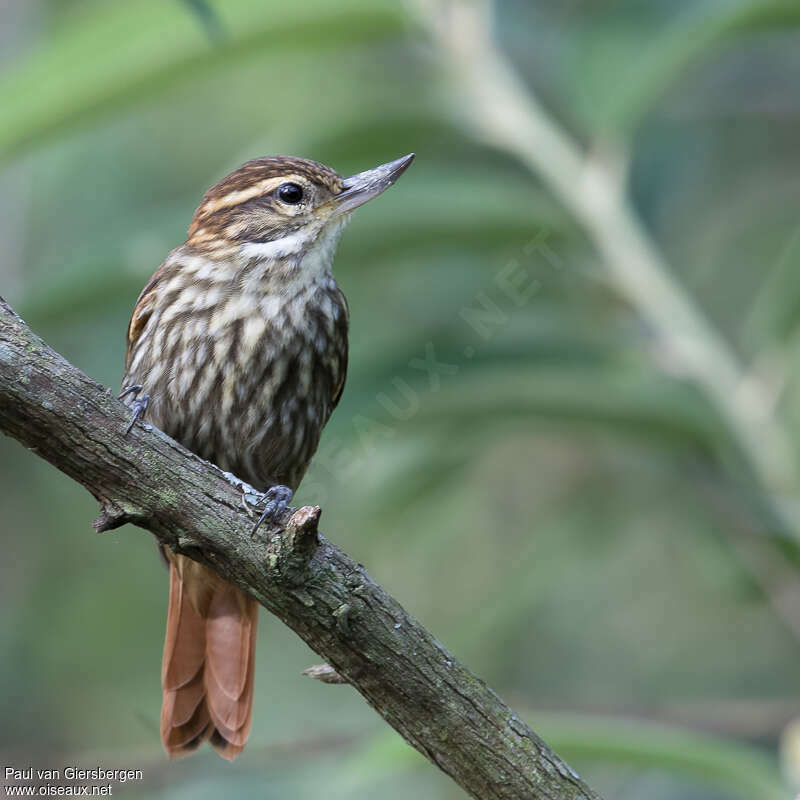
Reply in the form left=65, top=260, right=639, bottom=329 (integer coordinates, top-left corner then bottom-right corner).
left=2, top=1, right=800, bottom=798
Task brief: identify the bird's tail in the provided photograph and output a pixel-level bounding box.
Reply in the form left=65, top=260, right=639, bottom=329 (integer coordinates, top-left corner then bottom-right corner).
left=160, top=554, right=258, bottom=760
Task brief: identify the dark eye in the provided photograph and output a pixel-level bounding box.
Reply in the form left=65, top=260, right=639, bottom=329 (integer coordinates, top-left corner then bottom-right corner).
left=277, top=182, right=304, bottom=204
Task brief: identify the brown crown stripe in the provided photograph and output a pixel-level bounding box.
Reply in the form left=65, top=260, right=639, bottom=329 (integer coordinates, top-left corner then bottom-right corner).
left=197, top=156, right=344, bottom=216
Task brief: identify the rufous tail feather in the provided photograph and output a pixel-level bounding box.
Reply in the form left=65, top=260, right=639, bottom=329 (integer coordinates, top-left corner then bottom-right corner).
left=160, top=554, right=257, bottom=760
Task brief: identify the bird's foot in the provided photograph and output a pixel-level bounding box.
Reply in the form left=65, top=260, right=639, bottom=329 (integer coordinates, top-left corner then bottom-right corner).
left=221, top=473, right=294, bottom=536
left=118, top=385, right=150, bottom=435
left=250, top=485, right=294, bottom=535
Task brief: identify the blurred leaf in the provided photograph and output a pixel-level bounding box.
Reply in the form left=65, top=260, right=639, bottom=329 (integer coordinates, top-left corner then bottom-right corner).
left=599, top=0, right=800, bottom=134
left=387, top=363, right=724, bottom=453
left=333, top=718, right=787, bottom=800
left=0, top=0, right=404, bottom=163
left=537, top=713, right=787, bottom=800
left=743, top=226, right=800, bottom=346
left=180, top=0, right=225, bottom=41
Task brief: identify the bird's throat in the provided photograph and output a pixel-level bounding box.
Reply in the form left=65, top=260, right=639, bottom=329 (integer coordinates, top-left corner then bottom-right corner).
left=238, top=217, right=348, bottom=284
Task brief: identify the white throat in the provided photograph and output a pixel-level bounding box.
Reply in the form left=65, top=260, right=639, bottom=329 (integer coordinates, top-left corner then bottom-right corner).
left=239, top=229, right=308, bottom=262
left=239, top=219, right=347, bottom=282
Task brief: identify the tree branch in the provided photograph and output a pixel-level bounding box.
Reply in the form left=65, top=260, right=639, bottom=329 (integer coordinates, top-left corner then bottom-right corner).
left=0, top=296, right=602, bottom=800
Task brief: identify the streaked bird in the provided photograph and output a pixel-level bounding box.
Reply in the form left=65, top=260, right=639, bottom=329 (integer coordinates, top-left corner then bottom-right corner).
left=121, top=152, right=414, bottom=759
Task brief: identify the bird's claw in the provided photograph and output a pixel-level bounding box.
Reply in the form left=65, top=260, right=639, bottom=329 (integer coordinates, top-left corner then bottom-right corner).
left=118, top=385, right=150, bottom=435
left=221, top=473, right=295, bottom=536
left=250, top=485, right=294, bottom=536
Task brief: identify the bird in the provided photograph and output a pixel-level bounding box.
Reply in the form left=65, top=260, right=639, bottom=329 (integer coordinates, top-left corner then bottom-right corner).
left=120, top=152, right=414, bottom=760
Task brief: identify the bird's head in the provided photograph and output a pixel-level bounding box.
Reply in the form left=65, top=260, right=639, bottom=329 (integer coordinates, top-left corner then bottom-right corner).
left=187, top=153, right=414, bottom=262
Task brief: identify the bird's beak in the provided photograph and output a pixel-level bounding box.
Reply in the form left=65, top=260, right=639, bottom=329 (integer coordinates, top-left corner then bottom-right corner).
left=334, top=153, right=415, bottom=215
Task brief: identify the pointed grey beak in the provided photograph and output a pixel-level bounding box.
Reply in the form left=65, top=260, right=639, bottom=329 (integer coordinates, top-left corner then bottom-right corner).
left=334, top=153, right=415, bottom=214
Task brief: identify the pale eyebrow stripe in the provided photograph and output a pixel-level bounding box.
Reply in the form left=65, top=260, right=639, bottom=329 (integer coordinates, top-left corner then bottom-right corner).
left=200, top=174, right=307, bottom=214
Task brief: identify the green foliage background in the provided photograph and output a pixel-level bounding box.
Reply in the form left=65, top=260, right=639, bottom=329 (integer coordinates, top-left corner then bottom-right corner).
left=1, top=1, right=799, bottom=798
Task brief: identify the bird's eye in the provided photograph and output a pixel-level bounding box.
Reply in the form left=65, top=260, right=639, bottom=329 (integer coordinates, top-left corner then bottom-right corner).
left=277, top=183, right=304, bottom=204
